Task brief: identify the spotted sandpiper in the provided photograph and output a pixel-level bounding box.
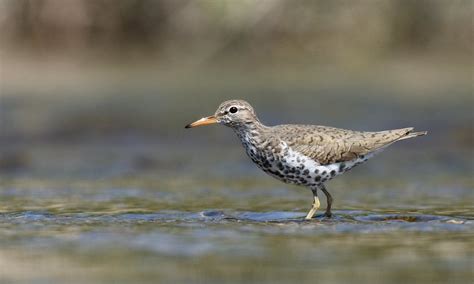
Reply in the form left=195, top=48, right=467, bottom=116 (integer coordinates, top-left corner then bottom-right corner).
left=185, top=100, right=427, bottom=220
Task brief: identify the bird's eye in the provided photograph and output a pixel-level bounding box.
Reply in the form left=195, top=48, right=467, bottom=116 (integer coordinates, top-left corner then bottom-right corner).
left=229, top=106, right=238, bottom=113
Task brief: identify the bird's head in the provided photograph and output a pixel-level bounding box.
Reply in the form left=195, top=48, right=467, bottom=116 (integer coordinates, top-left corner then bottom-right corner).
left=185, top=100, right=258, bottom=129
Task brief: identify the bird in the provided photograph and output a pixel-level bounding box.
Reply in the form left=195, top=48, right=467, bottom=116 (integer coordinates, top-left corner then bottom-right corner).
left=185, top=100, right=427, bottom=220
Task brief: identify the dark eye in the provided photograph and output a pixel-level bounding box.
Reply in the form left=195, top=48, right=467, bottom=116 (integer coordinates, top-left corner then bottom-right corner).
left=229, top=106, right=238, bottom=113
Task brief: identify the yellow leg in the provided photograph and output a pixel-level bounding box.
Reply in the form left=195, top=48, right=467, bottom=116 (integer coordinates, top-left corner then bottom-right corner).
left=305, top=194, right=320, bottom=220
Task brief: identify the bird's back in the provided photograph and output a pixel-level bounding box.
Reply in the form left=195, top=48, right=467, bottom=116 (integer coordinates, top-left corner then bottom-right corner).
left=269, top=124, right=426, bottom=165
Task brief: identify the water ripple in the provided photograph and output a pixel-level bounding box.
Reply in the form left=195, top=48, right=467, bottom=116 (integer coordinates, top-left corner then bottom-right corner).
left=0, top=210, right=471, bottom=231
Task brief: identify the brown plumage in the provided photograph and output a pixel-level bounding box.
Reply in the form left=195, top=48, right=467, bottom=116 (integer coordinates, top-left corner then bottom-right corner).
left=273, top=125, right=427, bottom=165
left=186, top=99, right=427, bottom=220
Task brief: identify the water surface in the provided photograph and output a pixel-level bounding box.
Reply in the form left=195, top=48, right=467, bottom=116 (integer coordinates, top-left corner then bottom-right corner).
left=1, top=140, right=472, bottom=284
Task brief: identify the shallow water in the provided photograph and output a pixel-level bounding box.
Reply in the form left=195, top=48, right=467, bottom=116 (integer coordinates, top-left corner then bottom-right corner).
left=1, top=140, right=473, bottom=284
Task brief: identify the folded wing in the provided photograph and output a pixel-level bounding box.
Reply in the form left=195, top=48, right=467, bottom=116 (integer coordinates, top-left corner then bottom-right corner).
left=274, top=125, right=423, bottom=165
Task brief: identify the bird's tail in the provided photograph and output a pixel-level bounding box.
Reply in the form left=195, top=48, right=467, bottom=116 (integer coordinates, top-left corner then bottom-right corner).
left=398, top=129, right=428, bottom=141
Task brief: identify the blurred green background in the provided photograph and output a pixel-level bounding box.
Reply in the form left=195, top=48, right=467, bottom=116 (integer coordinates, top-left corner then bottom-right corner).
left=0, top=1, right=473, bottom=284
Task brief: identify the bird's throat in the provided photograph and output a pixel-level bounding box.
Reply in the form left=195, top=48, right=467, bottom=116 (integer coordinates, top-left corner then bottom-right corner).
left=232, top=122, right=267, bottom=152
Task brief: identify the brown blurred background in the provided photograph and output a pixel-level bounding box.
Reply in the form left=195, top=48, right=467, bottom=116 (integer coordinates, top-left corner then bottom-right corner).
left=0, top=0, right=472, bottom=172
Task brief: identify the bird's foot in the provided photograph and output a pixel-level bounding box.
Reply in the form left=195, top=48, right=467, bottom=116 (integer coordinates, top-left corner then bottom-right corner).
left=305, top=210, right=316, bottom=220
left=304, top=195, right=320, bottom=220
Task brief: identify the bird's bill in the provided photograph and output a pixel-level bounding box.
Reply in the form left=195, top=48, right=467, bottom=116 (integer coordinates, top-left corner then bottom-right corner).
left=185, top=116, right=218, bottom=128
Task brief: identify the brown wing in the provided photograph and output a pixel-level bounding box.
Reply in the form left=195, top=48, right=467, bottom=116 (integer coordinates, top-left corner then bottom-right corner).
left=273, top=125, right=416, bottom=165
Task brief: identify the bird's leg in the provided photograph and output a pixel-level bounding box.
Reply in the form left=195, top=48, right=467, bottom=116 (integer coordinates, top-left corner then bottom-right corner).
left=319, top=184, right=333, bottom=218
left=305, top=189, right=320, bottom=220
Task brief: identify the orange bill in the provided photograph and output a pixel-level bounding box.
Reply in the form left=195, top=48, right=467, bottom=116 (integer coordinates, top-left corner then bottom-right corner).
left=185, top=116, right=218, bottom=128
